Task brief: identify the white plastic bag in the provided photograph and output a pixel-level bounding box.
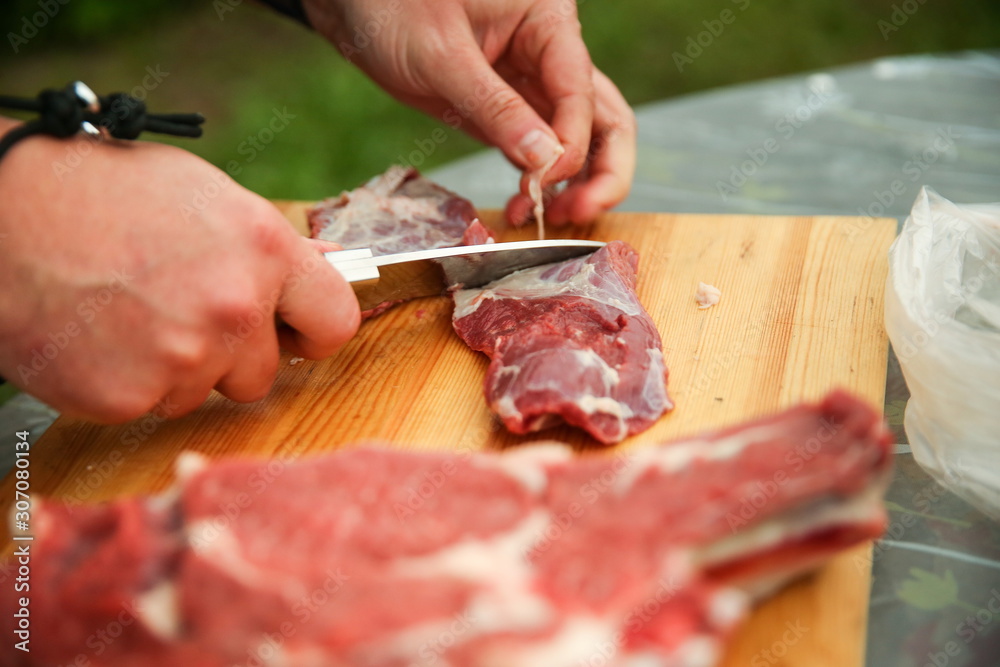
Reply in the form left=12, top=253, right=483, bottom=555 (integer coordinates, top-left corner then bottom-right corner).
left=885, top=187, right=1000, bottom=520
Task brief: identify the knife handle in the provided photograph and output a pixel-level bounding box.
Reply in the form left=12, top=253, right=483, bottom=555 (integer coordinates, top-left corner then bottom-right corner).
left=325, top=248, right=380, bottom=284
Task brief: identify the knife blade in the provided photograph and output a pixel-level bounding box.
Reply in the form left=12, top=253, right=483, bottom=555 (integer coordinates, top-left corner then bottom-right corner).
left=325, top=240, right=606, bottom=311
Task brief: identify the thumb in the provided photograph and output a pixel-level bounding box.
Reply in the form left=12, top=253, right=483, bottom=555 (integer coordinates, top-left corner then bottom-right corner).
left=420, top=40, right=563, bottom=173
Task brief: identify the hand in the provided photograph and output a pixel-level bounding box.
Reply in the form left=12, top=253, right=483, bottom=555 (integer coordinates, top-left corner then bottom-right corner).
left=304, top=0, right=636, bottom=225
left=0, top=120, right=360, bottom=422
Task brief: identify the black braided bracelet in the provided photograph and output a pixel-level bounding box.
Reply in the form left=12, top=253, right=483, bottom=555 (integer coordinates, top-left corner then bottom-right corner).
left=0, top=81, right=204, bottom=161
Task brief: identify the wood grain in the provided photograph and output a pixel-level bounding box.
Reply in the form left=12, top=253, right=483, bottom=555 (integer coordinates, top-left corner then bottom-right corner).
left=1, top=207, right=895, bottom=667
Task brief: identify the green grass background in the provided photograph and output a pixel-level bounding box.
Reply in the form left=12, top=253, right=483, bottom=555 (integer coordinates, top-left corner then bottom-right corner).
left=2, top=0, right=998, bottom=200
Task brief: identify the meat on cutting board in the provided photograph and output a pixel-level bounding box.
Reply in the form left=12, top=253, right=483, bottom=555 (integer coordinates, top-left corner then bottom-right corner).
left=3, top=390, right=892, bottom=667
left=452, top=240, right=671, bottom=444
left=308, top=164, right=493, bottom=255
left=309, top=165, right=495, bottom=318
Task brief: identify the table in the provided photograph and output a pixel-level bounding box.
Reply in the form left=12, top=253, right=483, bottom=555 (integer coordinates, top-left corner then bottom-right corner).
left=2, top=50, right=998, bottom=666
left=426, top=50, right=1000, bottom=667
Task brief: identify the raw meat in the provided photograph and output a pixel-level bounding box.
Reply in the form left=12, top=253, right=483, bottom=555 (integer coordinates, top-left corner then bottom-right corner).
left=309, top=165, right=494, bottom=317
left=308, top=165, right=493, bottom=256
left=3, top=390, right=893, bottom=667
left=696, top=283, right=721, bottom=309
left=452, top=240, right=671, bottom=444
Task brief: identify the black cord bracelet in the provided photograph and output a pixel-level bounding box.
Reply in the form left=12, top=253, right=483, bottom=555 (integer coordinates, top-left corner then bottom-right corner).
left=0, top=81, right=205, bottom=161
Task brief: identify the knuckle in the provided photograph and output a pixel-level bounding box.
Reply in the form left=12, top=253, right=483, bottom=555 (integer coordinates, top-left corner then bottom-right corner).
left=238, top=378, right=274, bottom=404
left=159, top=333, right=212, bottom=372
left=245, top=213, right=290, bottom=255
left=94, top=391, right=158, bottom=424
left=608, top=107, right=637, bottom=139
left=220, top=374, right=275, bottom=404
left=482, top=88, right=528, bottom=129
left=211, top=282, right=271, bottom=329
left=415, top=31, right=452, bottom=67
left=560, top=143, right=588, bottom=175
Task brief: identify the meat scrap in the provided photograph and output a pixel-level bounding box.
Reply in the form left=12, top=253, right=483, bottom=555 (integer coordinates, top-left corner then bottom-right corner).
left=696, top=282, right=721, bottom=309
left=452, top=240, right=671, bottom=444
left=4, top=390, right=893, bottom=667
left=309, top=165, right=494, bottom=317
left=527, top=143, right=564, bottom=240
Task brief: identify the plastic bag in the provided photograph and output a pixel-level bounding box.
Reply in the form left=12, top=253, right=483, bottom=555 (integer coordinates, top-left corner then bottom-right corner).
left=885, top=187, right=1000, bottom=520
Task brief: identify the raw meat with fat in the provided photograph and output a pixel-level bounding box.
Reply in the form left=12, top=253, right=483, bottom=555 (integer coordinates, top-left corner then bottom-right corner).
left=3, top=391, right=893, bottom=667
left=452, top=240, right=671, bottom=444
left=309, top=164, right=493, bottom=254
left=308, top=165, right=494, bottom=317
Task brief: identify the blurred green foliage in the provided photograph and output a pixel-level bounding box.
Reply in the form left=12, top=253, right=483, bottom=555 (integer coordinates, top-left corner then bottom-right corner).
left=2, top=0, right=197, bottom=46
left=1, top=0, right=998, bottom=200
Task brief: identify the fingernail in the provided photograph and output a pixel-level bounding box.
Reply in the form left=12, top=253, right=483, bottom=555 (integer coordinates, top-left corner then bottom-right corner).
left=519, top=129, right=563, bottom=170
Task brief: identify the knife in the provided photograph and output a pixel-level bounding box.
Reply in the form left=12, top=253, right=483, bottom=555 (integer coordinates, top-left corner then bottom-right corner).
left=325, top=240, right=606, bottom=311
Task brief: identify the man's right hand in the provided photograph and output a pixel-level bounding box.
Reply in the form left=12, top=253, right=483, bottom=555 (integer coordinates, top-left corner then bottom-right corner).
left=0, top=119, right=360, bottom=422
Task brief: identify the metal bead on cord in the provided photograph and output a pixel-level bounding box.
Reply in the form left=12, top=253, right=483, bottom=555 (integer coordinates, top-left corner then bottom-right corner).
left=0, top=81, right=204, bottom=160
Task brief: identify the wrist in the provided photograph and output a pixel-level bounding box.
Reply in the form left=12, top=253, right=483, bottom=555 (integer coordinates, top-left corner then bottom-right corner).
left=0, top=114, right=80, bottom=180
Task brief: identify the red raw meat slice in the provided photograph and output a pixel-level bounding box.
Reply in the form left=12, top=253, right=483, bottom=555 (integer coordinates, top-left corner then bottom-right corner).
left=2, top=390, right=892, bottom=667
left=308, top=165, right=495, bottom=318
left=308, top=164, right=493, bottom=255
left=452, top=240, right=671, bottom=444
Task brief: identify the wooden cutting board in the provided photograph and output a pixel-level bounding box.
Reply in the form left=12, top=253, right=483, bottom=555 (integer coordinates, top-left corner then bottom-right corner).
left=1, top=208, right=895, bottom=666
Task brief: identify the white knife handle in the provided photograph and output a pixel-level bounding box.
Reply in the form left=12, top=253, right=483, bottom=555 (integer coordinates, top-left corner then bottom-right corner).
left=325, top=248, right=380, bottom=283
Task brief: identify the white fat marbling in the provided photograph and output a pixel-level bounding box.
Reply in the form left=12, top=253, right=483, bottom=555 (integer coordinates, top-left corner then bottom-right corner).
left=136, top=580, right=181, bottom=641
